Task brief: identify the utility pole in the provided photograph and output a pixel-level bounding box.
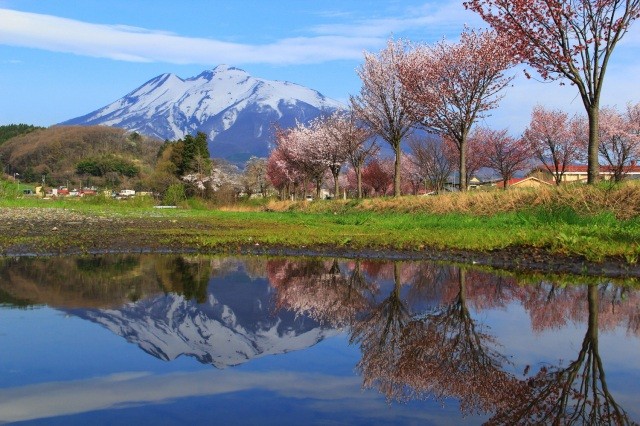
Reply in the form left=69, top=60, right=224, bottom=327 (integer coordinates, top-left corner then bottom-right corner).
left=13, top=172, right=20, bottom=197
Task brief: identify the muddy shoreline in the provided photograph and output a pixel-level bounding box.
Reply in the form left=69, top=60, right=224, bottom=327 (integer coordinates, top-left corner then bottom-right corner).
left=1, top=207, right=638, bottom=279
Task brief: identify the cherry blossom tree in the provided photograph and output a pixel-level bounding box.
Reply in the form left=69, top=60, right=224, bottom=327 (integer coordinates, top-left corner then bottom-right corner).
left=272, top=122, right=328, bottom=199
left=311, top=114, right=350, bottom=198
left=361, top=158, right=394, bottom=196
left=465, top=0, right=640, bottom=184
left=271, top=116, right=357, bottom=199
left=598, top=104, right=640, bottom=182
left=328, top=110, right=377, bottom=199
left=352, top=39, right=416, bottom=197
left=266, top=148, right=295, bottom=199
left=477, top=127, right=531, bottom=189
left=294, top=122, right=331, bottom=198
left=267, top=127, right=305, bottom=199
left=523, top=106, right=587, bottom=185
left=398, top=28, right=514, bottom=191
left=400, top=154, right=423, bottom=195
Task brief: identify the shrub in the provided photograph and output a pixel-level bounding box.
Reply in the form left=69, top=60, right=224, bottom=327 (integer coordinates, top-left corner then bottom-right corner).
left=163, top=183, right=186, bottom=206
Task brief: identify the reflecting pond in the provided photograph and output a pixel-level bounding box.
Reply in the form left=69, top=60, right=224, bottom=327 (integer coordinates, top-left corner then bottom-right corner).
left=0, top=255, right=639, bottom=425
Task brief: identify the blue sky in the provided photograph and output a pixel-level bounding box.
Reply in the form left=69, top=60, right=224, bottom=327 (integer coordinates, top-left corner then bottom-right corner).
left=1, top=0, right=640, bottom=134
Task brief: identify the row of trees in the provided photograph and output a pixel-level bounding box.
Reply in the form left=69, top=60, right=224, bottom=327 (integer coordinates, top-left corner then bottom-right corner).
left=265, top=99, right=640, bottom=198
left=266, top=0, right=640, bottom=197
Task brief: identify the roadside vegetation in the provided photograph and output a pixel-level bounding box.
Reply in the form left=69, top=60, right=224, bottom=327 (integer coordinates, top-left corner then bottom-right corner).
left=0, top=182, right=639, bottom=268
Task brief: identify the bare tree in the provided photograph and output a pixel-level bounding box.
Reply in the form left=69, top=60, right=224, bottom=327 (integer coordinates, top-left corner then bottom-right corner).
left=477, top=127, right=531, bottom=189
left=408, top=136, right=454, bottom=194
left=242, top=156, right=268, bottom=197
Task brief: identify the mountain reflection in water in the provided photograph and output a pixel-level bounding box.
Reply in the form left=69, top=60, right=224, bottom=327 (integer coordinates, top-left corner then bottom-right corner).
left=0, top=254, right=638, bottom=425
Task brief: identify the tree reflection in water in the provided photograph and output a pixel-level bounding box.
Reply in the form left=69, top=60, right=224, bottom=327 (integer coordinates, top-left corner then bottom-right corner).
left=270, top=258, right=638, bottom=424
left=393, top=268, right=520, bottom=415
left=2, top=255, right=635, bottom=423
left=350, top=263, right=411, bottom=399
left=270, top=258, right=378, bottom=328
left=488, top=284, right=635, bottom=426
left=0, top=254, right=214, bottom=308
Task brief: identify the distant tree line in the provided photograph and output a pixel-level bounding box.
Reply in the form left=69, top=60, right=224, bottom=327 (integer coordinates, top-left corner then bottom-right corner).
left=76, top=154, right=140, bottom=178
left=0, top=124, right=44, bottom=147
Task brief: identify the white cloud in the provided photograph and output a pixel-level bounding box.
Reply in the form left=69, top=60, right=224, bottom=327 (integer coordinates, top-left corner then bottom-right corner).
left=0, top=8, right=381, bottom=65
left=0, top=2, right=485, bottom=66
left=0, top=369, right=444, bottom=423
left=311, top=0, right=483, bottom=41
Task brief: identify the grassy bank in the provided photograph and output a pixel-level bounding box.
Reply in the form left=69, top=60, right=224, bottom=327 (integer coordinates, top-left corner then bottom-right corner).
left=0, top=183, right=639, bottom=265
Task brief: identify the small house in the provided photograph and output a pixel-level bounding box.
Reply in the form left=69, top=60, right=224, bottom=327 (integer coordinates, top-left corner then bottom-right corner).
left=497, top=176, right=553, bottom=189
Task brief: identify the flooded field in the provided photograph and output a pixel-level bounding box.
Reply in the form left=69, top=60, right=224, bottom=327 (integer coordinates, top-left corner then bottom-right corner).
left=0, top=254, right=638, bottom=425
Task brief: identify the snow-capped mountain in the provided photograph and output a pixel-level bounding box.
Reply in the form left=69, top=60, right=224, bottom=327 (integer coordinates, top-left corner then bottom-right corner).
left=61, top=65, right=344, bottom=161
left=69, top=277, right=338, bottom=369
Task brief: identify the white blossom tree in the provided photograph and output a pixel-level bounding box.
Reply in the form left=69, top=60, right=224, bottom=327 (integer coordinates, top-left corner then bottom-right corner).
left=352, top=39, right=416, bottom=197
left=398, top=28, right=514, bottom=191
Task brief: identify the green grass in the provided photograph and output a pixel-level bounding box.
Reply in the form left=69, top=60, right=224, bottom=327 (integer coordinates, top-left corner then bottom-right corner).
left=1, top=188, right=640, bottom=263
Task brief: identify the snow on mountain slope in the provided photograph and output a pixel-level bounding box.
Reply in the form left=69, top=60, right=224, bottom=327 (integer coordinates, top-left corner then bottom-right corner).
left=61, top=65, right=344, bottom=161
left=69, top=283, right=338, bottom=369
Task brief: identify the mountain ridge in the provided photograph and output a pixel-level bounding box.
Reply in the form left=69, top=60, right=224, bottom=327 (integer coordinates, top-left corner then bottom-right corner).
left=69, top=285, right=338, bottom=369
left=61, top=65, right=344, bottom=162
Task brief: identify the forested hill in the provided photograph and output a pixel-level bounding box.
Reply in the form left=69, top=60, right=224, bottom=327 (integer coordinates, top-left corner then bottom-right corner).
left=0, top=126, right=162, bottom=187
left=0, top=124, right=44, bottom=146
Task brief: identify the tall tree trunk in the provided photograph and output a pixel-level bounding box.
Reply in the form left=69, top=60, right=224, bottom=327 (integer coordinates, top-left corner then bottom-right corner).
left=394, top=142, right=402, bottom=196
left=333, top=171, right=340, bottom=199
left=458, top=268, right=467, bottom=307
left=356, top=164, right=363, bottom=199
left=587, top=284, right=598, bottom=346
left=587, top=106, right=600, bottom=184
left=459, top=140, right=468, bottom=192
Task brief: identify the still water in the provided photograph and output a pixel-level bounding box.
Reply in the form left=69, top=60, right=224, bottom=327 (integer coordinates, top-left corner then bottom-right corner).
left=0, top=255, right=638, bottom=425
